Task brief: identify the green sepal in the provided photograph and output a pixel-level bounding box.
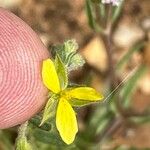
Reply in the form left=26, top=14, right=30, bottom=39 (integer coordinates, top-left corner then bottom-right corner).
left=55, top=54, right=68, bottom=90
left=40, top=94, right=58, bottom=126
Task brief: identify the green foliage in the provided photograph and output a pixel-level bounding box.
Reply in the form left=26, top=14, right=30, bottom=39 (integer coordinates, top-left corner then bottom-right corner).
left=16, top=122, right=32, bottom=150
left=33, top=128, right=65, bottom=146
left=52, top=40, right=85, bottom=71
left=40, top=94, right=58, bottom=126
left=16, top=137, right=32, bottom=150
left=99, top=3, right=106, bottom=19
left=85, top=0, right=104, bottom=33
left=85, top=0, right=96, bottom=29
left=111, top=0, right=124, bottom=23
left=117, top=42, right=145, bottom=70
left=121, top=65, right=147, bottom=108
left=130, top=116, right=150, bottom=124
left=55, top=54, right=68, bottom=89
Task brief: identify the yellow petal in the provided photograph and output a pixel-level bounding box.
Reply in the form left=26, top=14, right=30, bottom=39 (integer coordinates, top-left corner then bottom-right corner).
left=42, top=59, right=60, bottom=93
left=56, top=97, right=78, bottom=144
left=67, top=87, right=103, bottom=101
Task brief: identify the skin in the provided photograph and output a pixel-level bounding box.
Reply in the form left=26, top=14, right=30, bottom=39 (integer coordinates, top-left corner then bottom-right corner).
left=0, top=8, right=50, bottom=129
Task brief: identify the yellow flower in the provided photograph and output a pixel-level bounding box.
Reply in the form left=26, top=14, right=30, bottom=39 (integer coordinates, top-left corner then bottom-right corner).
left=41, top=58, right=103, bottom=145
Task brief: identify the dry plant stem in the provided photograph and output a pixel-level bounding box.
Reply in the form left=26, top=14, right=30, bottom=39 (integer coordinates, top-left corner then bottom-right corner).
left=102, top=33, right=117, bottom=89
left=96, top=5, right=125, bottom=143
left=96, top=3, right=150, bottom=145
left=101, top=4, right=117, bottom=89
left=98, top=32, right=125, bottom=143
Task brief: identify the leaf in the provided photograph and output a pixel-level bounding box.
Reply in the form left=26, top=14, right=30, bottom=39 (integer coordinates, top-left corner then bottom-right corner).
left=52, top=44, right=65, bottom=61
left=55, top=54, right=68, bottom=90
left=42, top=59, right=60, bottom=93
left=40, top=95, right=58, bottom=126
left=64, top=40, right=79, bottom=54
left=16, top=137, right=32, bottom=150
left=33, top=128, right=65, bottom=146
left=85, top=0, right=95, bottom=29
left=121, top=65, right=147, bottom=107
left=95, top=118, right=111, bottom=135
left=52, top=40, right=85, bottom=70
left=68, top=53, right=85, bottom=71
left=52, top=40, right=78, bottom=64
left=111, top=0, right=124, bottom=23
left=130, top=115, right=150, bottom=124
left=88, top=106, right=114, bottom=136
left=85, top=0, right=104, bottom=33
left=117, top=42, right=145, bottom=70
left=63, top=40, right=85, bottom=70
left=56, top=98, right=78, bottom=145
left=66, top=87, right=103, bottom=101
left=99, top=3, right=106, bottom=19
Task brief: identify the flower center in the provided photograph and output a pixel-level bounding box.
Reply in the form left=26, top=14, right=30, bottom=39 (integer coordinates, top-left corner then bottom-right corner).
left=60, top=90, right=71, bottom=100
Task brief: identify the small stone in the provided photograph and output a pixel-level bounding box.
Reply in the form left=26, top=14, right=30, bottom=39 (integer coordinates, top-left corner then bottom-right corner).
left=141, top=17, right=150, bottom=31
left=81, top=37, right=108, bottom=72
left=113, top=20, right=145, bottom=48
left=0, top=0, right=21, bottom=8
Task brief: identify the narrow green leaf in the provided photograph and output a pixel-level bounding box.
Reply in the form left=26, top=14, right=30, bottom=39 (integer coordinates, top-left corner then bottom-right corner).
left=121, top=65, right=147, bottom=107
left=40, top=95, right=58, bottom=126
left=117, top=42, right=145, bottom=69
left=89, top=106, right=108, bottom=127
left=55, top=54, right=68, bottom=89
left=95, top=118, right=111, bottom=135
left=99, top=3, right=106, bottom=19
left=85, top=0, right=96, bottom=29
left=111, top=0, right=124, bottom=23
left=87, top=106, right=114, bottom=138
left=130, top=115, right=150, bottom=124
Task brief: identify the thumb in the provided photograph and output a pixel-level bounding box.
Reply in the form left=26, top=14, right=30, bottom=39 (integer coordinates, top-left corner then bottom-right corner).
left=0, top=8, right=50, bottom=129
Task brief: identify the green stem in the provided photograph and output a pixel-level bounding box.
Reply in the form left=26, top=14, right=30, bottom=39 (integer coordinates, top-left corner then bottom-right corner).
left=18, top=121, right=28, bottom=138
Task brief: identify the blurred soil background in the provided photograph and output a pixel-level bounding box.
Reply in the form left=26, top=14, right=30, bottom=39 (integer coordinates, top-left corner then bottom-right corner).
left=0, top=0, right=150, bottom=149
